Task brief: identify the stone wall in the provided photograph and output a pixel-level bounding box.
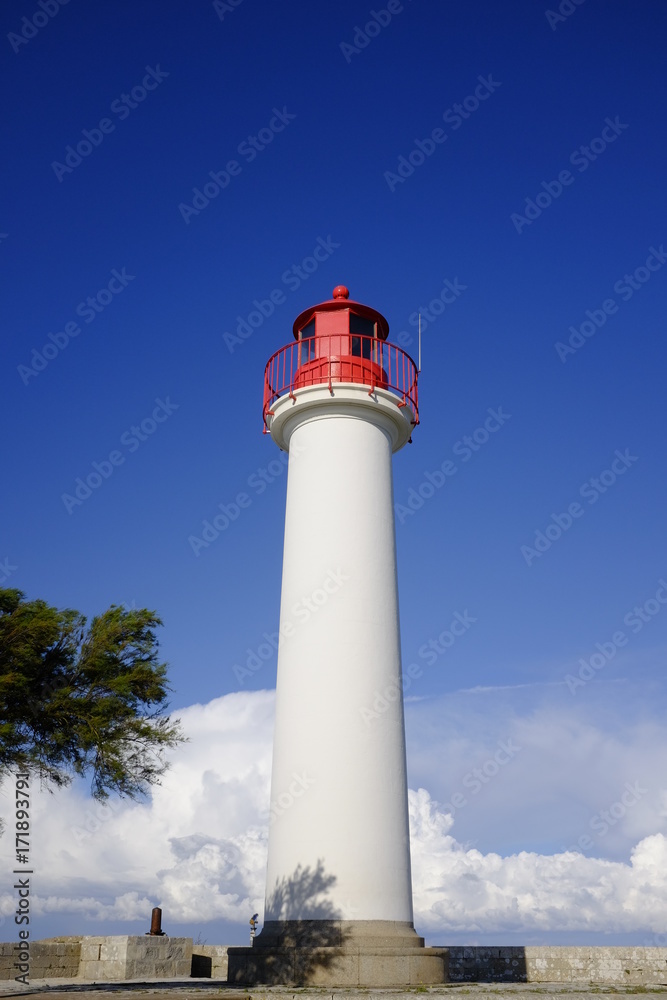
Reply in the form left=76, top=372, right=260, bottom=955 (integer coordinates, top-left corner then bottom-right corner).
left=0, top=935, right=191, bottom=982
left=1, top=938, right=666, bottom=984
left=191, top=944, right=229, bottom=978
left=446, top=946, right=667, bottom=985
left=0, top=937, right=82, bottom=980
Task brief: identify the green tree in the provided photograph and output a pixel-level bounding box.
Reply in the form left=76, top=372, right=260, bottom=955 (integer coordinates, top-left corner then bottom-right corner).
left=0, top=589, right=185, bottom=801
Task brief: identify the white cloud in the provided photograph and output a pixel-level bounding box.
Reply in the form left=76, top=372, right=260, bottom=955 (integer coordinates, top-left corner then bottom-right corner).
left=1, top=687, right=666, bottom=941
left=409, top=786, right=667, bottom=935
left=405, top=688, right=667, bottom=859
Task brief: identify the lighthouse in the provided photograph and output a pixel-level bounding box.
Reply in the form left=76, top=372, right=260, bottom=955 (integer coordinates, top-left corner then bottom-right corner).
left=228, top=286, right=446, bottom=986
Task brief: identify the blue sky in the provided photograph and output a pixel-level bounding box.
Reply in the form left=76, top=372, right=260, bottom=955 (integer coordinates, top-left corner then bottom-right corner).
left=2, top=0, right=667, bottom=947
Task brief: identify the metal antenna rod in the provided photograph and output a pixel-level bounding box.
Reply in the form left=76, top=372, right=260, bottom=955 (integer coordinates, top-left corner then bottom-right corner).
left=418, top=313, right=422, bottom=373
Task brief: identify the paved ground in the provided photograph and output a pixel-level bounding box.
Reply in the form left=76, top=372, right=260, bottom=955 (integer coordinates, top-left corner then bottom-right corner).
left=2, top=983, right=667, bottom=1000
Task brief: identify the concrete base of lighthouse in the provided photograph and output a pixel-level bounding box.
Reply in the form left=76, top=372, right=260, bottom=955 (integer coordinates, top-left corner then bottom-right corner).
left=227, top=921, right=448, bottom=986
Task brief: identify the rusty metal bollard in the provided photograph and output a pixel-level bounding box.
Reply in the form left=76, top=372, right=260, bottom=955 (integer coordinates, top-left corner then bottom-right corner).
left=147, top=906, right=166, bottom=936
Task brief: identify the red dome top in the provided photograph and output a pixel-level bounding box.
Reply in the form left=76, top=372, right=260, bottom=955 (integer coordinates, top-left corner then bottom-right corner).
left=292, top=285, right=389, bottom=341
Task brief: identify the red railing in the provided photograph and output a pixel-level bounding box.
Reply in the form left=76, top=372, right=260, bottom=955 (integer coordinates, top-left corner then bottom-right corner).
left=263, top=335, right=419, bottom=430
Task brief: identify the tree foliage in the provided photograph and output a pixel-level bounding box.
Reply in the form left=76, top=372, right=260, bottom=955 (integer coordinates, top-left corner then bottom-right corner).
left=0, top=589, right=185, bottom=800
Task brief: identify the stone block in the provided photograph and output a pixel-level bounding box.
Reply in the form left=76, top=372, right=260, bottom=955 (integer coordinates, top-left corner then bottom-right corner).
left=309, top=951, right=359, bottom=986
left=163, top=941, right=190, bottom=960
left=359, top=953, right=407, bottom=986
left=123, top=939, right=144, bottom=960
left=78, top=960, right=100, bottom=978
left=100, top=937, right=128, bottom=961
left=211, top=952, right=229, bottom=974
left=410, top=950, right=448, bottom=985
left=76, top=935, right=192, bottom=980
left=192, top=944, right=229, bottom=978
left=103, top=959, right=129, bottom=980
left=80, top=941, right=102, bottom=962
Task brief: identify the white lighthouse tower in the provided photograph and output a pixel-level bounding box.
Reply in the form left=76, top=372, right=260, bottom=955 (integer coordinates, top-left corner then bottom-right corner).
left=228, top=286, right=445, bottom=986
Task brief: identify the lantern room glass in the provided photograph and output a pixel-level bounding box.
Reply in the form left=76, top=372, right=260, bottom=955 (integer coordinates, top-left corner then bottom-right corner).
left=298, top=319, right=316, bottom=366
left=350, top=314, right=376, bottom=359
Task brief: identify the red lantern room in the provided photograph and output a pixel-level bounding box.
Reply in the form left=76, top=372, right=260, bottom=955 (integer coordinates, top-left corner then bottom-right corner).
left=292, top=283, right=389, bottom=390
left=263, top=284, right=419, bottom=431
